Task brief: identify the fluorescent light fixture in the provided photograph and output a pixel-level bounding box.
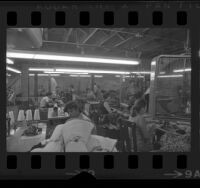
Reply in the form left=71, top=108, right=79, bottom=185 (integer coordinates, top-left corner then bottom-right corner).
left=29, top=68, right=54, bottom=72
left=131, top=71, right=151, bottom=74
left=7, top=52, right=35, bottom=59
left=44, top=72, right=88, bottom=75
left=115, top=75, right=121, bottom=78
left=173, top=68, right=191, bottom=73
left=94, top=75, right=103, bottom=78
left=69, top=75, right=79, bottom=77
left=7, top=66, right=21, bottom=74
left=44, top=71, right=65, bottom=74
left=158, top=74, right=183, bottom=78
left=39, top=74, right=60, bottom=76
left=29, top=73, right=60, bottom=76
left=151, top=61, right=156, bottom=66
left=7, top=58, right=14, bottom=64
left=79, top=75, right=91, bottom=77
left=70, top=75, right=91, bottom=77
left=159, top=71, right=166, bottom=74
left=56, top=68, right=129, bottom=74
left=7, top=51, right=140, bottom=65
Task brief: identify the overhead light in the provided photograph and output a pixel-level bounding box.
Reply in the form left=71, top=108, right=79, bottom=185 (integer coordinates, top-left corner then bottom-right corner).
left=56, top=68, right=129, bottom=74
left=29, top=73, right=60, bottom=76
left=79, top=75, right=91, bottom=77
left=7, top=58, right=14, bottom=64
left=173, top=68, right=191, bottom=73
left=7, top=52, right=35, bottom=59
left=7, top=73, right=11, bottom=77
left=159, top=71, right=166, bottom=74
left=69, top=75, right=91, bottom=77
left=44, top=72, right=88, bottom=75
left=131, top=71, right=151, bottom=74
left=94, top=75, right=103, bottom=78
left=44, top=71, right=65, bottom=74
left=158, top=74, right=183, bottom=78
left=151, top=61, right=156, bottom=66
left=69, top=75, right=79, bottom=77
left=115, top=75, right=121, bottom=78
left=39, top=74, right=60, bottom=77
left=7, top=50, right=140, bottom=65
left=29, top=68, right=54, bottom=72
left=7, top=66, right=21, bottom=74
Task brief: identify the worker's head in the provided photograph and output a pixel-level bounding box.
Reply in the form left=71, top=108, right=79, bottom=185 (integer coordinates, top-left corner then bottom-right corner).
left=46, top=92, right=52, bottom=98
left=64, top=101, right=81, bottom=118
left=132, top=98, right=146, bottom=115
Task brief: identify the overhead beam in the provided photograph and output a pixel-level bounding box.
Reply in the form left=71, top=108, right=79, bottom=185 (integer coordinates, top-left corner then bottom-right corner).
left=98, top=31, right=118, bottom=46
left=82, top=28, right=98, bottom=44
left=99, top=28, right=184, bottom=44
left=114, top=36, right=133, bottom=47
left=64, top=28, right=73, bottom=42
left=43, top=40, right=136, bottom=54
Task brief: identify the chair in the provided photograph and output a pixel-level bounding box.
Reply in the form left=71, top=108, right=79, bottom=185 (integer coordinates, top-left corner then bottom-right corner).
left=118, top=118, right=137, bottom=152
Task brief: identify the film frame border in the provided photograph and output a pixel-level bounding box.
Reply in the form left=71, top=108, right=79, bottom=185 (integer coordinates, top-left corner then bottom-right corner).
left=0, top=1, right=199, bottom=179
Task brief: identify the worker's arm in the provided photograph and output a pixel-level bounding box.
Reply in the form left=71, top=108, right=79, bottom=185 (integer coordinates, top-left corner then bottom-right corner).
left=103, top=101, right=112, bottom=113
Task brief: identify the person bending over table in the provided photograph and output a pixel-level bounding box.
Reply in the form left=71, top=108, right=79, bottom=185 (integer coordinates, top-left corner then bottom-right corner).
left=128, top=98, right=155, bottom=152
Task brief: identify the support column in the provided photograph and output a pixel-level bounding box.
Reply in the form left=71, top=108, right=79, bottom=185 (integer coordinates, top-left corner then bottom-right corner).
left=48, top=75, right=51, bottom=93
left=21, top=65, right=29, bottom=103
left=34, top=74, right=38, bottom=103
left=91, top=74, right=94, bottom=91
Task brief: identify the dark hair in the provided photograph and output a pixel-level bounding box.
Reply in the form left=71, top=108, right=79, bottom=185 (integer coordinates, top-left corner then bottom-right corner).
left=135, top=91, right=143, bottom=99
left=46, top=92, right=52, bottom=96
left=132, top=98, right=146, bottom=113
left=64, top=101, right=81, bottom=113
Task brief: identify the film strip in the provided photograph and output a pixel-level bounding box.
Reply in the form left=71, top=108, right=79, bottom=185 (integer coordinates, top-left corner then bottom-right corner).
left=0, top=1, right=200, bottom=180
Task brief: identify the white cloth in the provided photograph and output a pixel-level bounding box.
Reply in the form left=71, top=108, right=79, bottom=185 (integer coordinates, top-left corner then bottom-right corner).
left=86, top=135, right=117, bottom=152
left=34, top=109, right=40, bottom=121
left=94, top=85, right=98, bottom=94
left=26, top=110, right=33, bottom=121
left=47, top=108, right=54, bottom=118
left=84, top=103, right=90, bottom=116
left=65, top=141, right=88, bottom=152
left=144, top=88, right=150, bottom=95
left=8, top=111, right=15, bottom=125
left=17, top=110, right=25, bottom=121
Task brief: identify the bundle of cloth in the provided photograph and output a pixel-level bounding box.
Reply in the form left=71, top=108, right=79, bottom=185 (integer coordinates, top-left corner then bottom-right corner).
left=31, top=118, right=117, bottom=152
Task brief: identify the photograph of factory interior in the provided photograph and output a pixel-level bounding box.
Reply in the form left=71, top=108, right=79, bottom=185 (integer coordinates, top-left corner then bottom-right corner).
left=6, top=28, right=191, bottom=152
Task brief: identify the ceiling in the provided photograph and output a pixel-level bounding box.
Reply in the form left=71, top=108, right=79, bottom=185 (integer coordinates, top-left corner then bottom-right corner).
left=41, top=28, right=189, bottom=59
left=8, top=28, right=190, bottom=60
left=7, top=28, right=190, bottom=75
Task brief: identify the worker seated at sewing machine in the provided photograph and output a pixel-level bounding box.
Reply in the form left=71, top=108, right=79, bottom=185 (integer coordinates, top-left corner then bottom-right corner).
left=31, top=100, right=118, bottom=152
